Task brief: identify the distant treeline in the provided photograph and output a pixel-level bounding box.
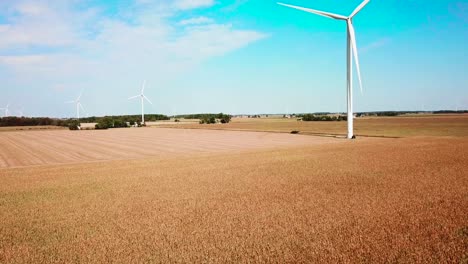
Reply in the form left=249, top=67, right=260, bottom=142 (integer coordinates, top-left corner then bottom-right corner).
left=433, top=110, right=468, bottom=114
left=80, top=114, right=169, bottom=123
left=299, top=114, right=347, bottom=122
left=91, top=115, right=170, bottom=129
left=0, top=117, right=68, bottom=127
left=358, top=110, right=467, bottom=116
left=299, top=110, right=468, bottom=118
left=174, top=113, right=232, bottom=124
left=300, top=111, right=406, bottom=117
left=95, top=117, right=137, bottom=129
left=367, top=111, right=400, bottom=117
left=0, top=114, right=170, bottom=128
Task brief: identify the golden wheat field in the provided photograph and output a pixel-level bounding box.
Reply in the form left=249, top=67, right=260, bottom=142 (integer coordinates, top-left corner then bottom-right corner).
left=0, top=128, right=338, bottom=168
left=158, top=114, right=468, bottom=137
left=1, top=116, right=467, bottom=263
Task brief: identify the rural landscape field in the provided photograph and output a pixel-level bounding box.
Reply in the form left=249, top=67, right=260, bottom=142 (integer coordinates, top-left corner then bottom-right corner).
left=1, top=0, right=467, bottom=262
left=1, top=115, right=467, bottom=263
left=159, top=114, right=468, bottom=137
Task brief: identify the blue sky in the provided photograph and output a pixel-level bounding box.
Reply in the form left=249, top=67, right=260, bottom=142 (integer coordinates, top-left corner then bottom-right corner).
left=0, top=0, right=467, bottom=117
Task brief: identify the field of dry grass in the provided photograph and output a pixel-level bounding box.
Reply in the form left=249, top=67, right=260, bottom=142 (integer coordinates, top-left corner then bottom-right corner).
left=158, top=114, right=468, bottom=137
left=0, top=125, right=66, bottom=132
left=1, top=117, right=467, bottom=262
left=0, top=128, right=337, bottom=168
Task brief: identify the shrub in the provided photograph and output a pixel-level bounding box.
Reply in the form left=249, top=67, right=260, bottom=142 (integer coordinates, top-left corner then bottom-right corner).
left=95, top=117, right=113, bottom=129
left=95, top=123, right=109, bottom=130
left=68, top=120, right=80, bottom=130
left=218, top=113, right=231, bottom=124
left=113, top=119, right=128, bottom=128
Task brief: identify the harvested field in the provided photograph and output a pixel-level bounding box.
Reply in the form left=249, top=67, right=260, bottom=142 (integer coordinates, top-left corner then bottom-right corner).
left=0, top=128, right=338, bottom=168
left=158, top=114, right=468, bottom=137
left=0, top=125, right=66, bottom=132
left=0, top=135, right=467, bottom=263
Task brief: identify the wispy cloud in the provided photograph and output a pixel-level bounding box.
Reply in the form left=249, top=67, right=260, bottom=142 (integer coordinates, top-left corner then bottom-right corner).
left=179, top=16, right=214, bottom=25
left=359, top=38, right=391, bottom=53
left=0, top=2, right=80, bottom=49
left=222, top=0, right=248, bottom=12
left=0, top=55, right=47, bottom=66
left=171, top=24, right=265, bottom=59
left=174, top=0, right=215, bottom=10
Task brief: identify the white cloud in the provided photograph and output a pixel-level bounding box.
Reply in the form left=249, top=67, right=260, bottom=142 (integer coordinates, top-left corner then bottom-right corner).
left=0, top=55, right=47, bottom=66
left=171, top=24, right=266, bottom=59
left=0, top=1, right=88, bottom=49
left=174, top=0, right=215, bottom=10
left=0, top=1, right=267, bottom=98
left=16, top=2, right=51, bottom=16
left=179, top=16, right=214, bottom=25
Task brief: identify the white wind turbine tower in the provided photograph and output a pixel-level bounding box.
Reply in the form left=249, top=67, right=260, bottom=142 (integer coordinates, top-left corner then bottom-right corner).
left=128, top=80, right=153, bottom=124
left=18, top=106, right=25, bottom=117
left=0, top=103, right=10, bottom=117
left=278, top=0, right=370, bottom=139
left=65, top=91, right=86, bottom=120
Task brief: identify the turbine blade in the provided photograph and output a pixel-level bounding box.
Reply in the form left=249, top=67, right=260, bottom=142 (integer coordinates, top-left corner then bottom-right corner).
left=348, top=21, right=363, bottom=93
left=277, top=2, right=347, bottom=20
left=65, top=100, right=75, bottom=104
left=128, top=95, right=139, bottom=100
left=77, top=90, right=83, bottom=101
left=143, top=95, right=153, bottom=105
left=141, top=80, right=146, bottom=94
left=350, top=0, right=370, bottom=18
left=79, top=103, right=86, bottom=113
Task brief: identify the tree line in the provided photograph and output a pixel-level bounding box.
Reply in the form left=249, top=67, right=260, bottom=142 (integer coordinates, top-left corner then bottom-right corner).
left=80, top=114, right=170, bottom=123
left=0, top=117, right=67, bottom=127
left=298, top=114, right=347, bottom=122
left=0, top=115, right=170, bottom=129
left=174, top=113, right=232, bottom=124
left=92, top=115, right=170, bottom=129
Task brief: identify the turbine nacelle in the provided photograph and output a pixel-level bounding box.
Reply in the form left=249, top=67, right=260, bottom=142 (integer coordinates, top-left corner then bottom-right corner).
left=277, top=0, right=368, bottom=94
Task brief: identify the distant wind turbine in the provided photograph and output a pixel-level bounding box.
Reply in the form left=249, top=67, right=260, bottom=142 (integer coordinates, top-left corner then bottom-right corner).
left=128, top=80, right=152, bottom=124
left=0, top=103, right=10, bottom=117
left=18, top=106, right=25, bottom=117
left=65, top=91, right=86, bottom=120
left=278, top=0, right=370, bottom=139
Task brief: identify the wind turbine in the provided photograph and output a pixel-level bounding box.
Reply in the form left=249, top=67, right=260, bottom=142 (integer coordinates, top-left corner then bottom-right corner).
left=18, top=106, right=25, bottom=117
left=0, top=103, right=10, bottom=117
left=278, top=0, right=370, bottom=139
left=65, top=91, right=86, bottom=120
left=128, top=80, right=152, bottom=124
